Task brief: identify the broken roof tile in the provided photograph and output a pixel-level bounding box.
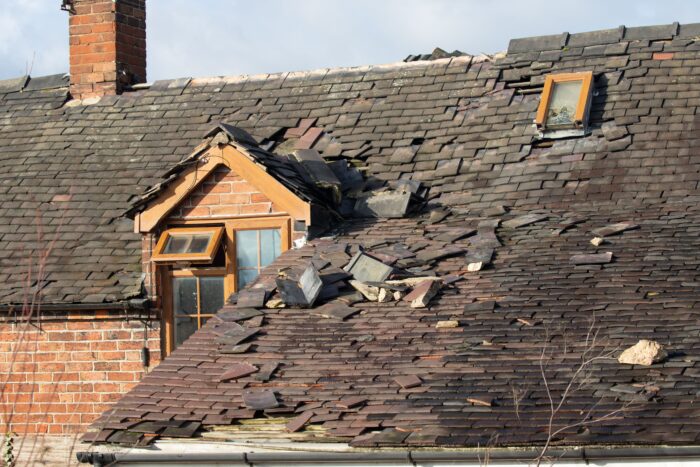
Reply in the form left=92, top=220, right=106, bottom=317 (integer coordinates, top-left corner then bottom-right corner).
left=591, top=222, right=639, bottom=237
left=502, top=213, right=549, bottom=229
left=394, top=375, right=422, bottom=389
left=312, top=302, right=359, bottom=320
left=218, top=363, right=258, bottom=382
left=243, top=390, right=279, bottom=410
left=344, top=251, right=393, bottom=283
left=570, top=251, right=614, bottom=265
left=285, top=411, right=314, bottom=433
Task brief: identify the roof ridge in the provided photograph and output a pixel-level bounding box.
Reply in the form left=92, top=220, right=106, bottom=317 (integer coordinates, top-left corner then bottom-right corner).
left=166, top=54, right=487, bottom=90
left=508, top=21, right=699, bottom=54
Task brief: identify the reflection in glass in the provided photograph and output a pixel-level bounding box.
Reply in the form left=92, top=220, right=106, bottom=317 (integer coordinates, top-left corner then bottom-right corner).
left=163, top=233, right=212, bottom=254
left=175, top=317, right=197, bottom=346
left=260, top=229, right=281, bottom=267
left=236, top=230, right=258, bottom=268
left=546, top=80, right=583, bottom=127
left=173, top=277, right=197, bottom=315
left=200, top=276, right=224, bottom=314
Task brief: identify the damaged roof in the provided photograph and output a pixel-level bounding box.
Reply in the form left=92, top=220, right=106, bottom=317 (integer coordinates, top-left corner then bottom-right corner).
left=0, top=23, right=698, bottom=304
left=1, top=21, right=700, bottom=449
left=89, top=205, right=700, bottom=448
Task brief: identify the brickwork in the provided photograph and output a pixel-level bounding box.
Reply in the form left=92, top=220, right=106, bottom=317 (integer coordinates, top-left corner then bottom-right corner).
left=69, top=0, right=146, bottom=99
left=0, top=313, right=160, bottom=436
left=171, top=166, right=285, bottom=219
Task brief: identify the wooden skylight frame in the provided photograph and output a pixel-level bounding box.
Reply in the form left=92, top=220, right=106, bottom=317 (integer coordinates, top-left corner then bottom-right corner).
left=152, top=226, right=224, bottom=264
left=535, top=71, right=594, bottom=133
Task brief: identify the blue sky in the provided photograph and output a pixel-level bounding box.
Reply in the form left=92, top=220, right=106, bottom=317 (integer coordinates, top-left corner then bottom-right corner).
left=1, top=0, right=699, bottom=82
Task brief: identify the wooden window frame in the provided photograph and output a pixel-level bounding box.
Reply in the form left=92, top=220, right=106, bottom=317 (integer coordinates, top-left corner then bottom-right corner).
left=151, top=226, right=224, bottom=264
left=157, top=216, right=291, bottom=354
left=535, top=71, right=594, bottom=131
left=161, top=267, right=226, bottom=354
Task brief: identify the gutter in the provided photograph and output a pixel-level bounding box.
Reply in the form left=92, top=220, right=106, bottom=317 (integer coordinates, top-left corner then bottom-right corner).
left=0, top=298, right=150, bottom=313
left=76, top=446, right=700, bottom=466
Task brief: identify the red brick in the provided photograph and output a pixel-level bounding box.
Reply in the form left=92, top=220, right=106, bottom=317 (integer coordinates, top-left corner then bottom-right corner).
left=652, top=52, right=674, bottom=60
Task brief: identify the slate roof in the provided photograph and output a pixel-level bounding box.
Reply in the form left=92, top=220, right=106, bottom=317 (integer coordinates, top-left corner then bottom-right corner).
left=73, top=22, right=700, bottom=449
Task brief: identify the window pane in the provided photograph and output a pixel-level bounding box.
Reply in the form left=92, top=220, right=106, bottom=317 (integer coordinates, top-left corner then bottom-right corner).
left=163, top=235, right=190, bottom=254
left=236, top=230, right=258, bottom=268
left=546, top=80, right=583, bottom=127
left=260, top=229, right=281, bottom=267
left=238, top=269, right=258, bottom=290
left=200, top=276, right=225, bottom=314
left=175, top=316, right=197, bottom=346
left=173, top=277, right=197, bottom=315
left=189, top=235, right=211, bottom=253
left=164, top=233, right=212, bottom=254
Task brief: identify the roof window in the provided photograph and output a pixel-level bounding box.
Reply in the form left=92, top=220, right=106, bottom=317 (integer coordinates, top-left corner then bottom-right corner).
left=535, top=71, right=593, bottom=138
left=152, top=227, right=224, bottom=263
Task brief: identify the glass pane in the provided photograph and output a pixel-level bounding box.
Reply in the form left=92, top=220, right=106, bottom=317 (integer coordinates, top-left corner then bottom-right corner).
left=173, top=277, right=197, bottom=315
left=545, top=80, right=583, bottom=127
left=163, top=233, right=212, bottom=254
left=188, top=235, right=211, bottom=253
left=236, top=230, right=259, bottom=268
left=163, top=235, right=190, bottom=254
left=238, top=269, right=258, bottom=290
left=260, top=229, right=281, bottom=267
left=200, top=276, right=225, bottom=314
left=175, top=316, right=197, bottom=346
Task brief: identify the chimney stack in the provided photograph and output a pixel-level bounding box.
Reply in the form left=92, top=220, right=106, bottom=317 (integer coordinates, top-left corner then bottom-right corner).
left=66, top=0, right=146, bottom=99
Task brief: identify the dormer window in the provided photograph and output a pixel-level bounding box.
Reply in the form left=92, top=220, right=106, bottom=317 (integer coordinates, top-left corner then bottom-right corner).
left=535, top=71, right=593, bottom=138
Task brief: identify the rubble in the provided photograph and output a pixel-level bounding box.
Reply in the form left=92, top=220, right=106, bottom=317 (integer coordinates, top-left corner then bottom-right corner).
left=436, top=320, right=459, bottom=328
left=590, top=237, right=605, bottom=246
left=403, top=279, right=441, bottom=308
left=618, top=340, right=667, bottom=366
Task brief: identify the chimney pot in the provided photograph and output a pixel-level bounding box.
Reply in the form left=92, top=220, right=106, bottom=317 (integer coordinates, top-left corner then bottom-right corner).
left=67, top=0, right=146, bottom=100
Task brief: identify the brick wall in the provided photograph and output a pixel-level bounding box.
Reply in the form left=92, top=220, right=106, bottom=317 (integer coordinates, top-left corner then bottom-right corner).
left=0, top=312, right=160, bottom=436
left=171, top=166, right=285, bottom=219
left=69, top=0, right=146, bottom=99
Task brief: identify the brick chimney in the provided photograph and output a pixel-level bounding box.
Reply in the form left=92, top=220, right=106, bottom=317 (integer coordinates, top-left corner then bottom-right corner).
left=66, top=0, right=146, bottom=99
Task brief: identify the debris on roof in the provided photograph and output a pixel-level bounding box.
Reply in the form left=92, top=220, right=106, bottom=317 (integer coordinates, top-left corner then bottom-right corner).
left=394, top=375, right=422, bottom=389
left=344, top=251, right=393, bottom=283
left=276, top=263, right=322, bottom=308
left=618, top=340, right=667, bottom=366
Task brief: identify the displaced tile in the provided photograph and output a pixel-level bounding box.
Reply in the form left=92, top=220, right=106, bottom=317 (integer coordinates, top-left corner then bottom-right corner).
left=337, top=396, right=367, bottom=409
left=591, top=222, right=639, bottom=237
left=433, top=228, right=476, bottom=243
left=394, top=375, right=422, bottom=389
left=219, top=307, right=263, bottom=322
left=276, top=263, right=322, bottom=307
left=217, top=328, right=260, bottom=346
left=295, top=127, right=324, bottom=149
left=482, top=205, right=508, bottom=217
left=284, top=118, right=316, bottom=138
left=219, top=343, right=253, bottom=354
left=255, top=362, right=280, bottom=382
left=415, top=246, right=465, bottom=263
left=285, top=411, right=314, bottom=433
left=236, top=289, right=267, bottom=308
left=161, top=421, right=201, bottom=438
left=353, top=191, right=412, bottom=219
left=243, top=390, right=279, bottom=410
left=570, top=251, right=613, bottom=265
left=218, top=363, right=258, bottom=382
left=428, top=208, right=451, bottom=224
left=344, top=251, right=393, bottom=283
left=552, top=217, right=587, bottom=236
left=502, top=213, right=548, bottom=229
left=312, top=302, right=359, bottom=320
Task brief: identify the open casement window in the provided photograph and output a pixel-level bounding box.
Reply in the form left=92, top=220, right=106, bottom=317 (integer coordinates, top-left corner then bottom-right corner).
left=152, top=227, right=224, bottom=263
left=159, top=218, right=291, bottom=353
left=535, top=71, right=594, bottom=137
